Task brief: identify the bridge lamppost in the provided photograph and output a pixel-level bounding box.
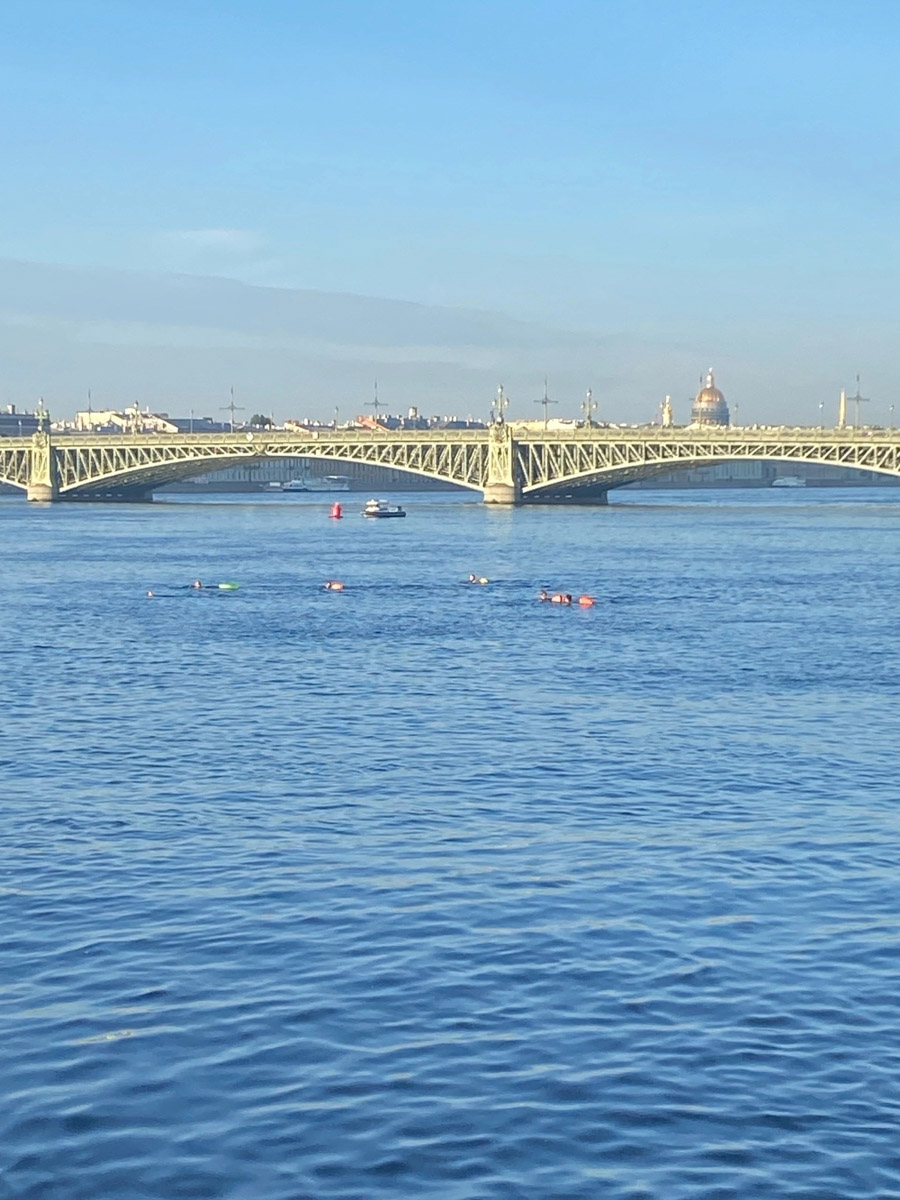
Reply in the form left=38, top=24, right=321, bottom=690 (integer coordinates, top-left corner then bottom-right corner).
left=492, top=385, right=509, bottom=425
left=582, top=388, right=597, bottom=427
left=819, top=400, right=824, bottom=429
left=891, top=405, right=895, bottom=430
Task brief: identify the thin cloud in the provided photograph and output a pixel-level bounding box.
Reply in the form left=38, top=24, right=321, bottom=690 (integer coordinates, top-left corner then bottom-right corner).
left=162, top=228, right=263, bottom=254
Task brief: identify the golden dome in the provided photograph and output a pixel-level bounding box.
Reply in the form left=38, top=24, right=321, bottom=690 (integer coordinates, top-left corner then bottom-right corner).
left=691, top=368, right=730, bottom=426
left=695, top=369, right=725, bottom=404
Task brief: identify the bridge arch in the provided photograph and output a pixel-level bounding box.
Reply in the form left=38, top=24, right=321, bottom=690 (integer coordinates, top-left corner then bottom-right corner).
left=54, top=449, right=486, bottom=498
left=44, top=432, right=491, bottom=499
left=518, top=442, right=900, bottom=500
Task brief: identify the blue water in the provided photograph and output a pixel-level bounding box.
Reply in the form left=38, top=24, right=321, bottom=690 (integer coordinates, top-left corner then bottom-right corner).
left=2, top=488, right=900, bottom=1200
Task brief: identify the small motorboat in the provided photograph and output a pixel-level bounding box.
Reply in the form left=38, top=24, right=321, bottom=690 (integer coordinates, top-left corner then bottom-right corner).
left=362, top=498, right=406, bottom=518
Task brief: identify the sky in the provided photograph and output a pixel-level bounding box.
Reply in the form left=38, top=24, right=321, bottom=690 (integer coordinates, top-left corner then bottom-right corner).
left=1, top=0, right=899, bottom=424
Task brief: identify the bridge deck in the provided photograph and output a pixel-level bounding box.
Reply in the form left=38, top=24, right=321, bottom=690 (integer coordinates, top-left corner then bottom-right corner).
left=3, top=426, right=900, bottom=502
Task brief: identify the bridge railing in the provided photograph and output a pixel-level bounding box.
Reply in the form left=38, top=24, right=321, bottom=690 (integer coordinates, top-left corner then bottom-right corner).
left=54, top=426, right=900, bottom=444
left=4, top=425, right=899, bottom=451
left=513, top=426, right=900, bottom=443
left=43, top=428, right=491, bottom=448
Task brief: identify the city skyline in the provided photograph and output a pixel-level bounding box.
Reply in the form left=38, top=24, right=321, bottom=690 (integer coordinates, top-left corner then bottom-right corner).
left=0, top=255, right=890, bottom=429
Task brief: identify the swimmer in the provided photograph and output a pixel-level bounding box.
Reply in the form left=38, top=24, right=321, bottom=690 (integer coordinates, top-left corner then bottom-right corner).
left=190, top=580, right=203, bottom=589
left=538, top=590, right=549, bottom=602
left=563, top=593, right=573, bottom=605
left=468, top=574, right=478, bottom=584
left=146, top=590, right=155, bottom=598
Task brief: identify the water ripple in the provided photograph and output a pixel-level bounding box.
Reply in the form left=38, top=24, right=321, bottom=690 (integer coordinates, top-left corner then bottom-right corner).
left=2, top=492, right=900, bottom=1198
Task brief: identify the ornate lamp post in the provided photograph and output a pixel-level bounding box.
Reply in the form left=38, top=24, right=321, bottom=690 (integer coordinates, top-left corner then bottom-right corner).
left=582, top=388, right=597, bottom=427
left=491, top=385, right=509, bottom=425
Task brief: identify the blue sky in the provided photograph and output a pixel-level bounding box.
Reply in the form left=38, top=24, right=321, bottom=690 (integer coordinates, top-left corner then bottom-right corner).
left=1, top=0, right=899, bottom=420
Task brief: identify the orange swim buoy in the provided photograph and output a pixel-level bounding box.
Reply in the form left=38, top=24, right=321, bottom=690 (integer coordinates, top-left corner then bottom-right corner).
left=324, top=580, right=345, bottom=591
left=578, top=595, right=595, bottom=607
left=550, top=593, right=564, bottom=603
left=330, top=503, right=342, bottom=519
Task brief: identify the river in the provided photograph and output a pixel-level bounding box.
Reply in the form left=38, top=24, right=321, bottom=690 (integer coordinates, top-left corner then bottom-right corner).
left=2, top=488, right=899, bottom=1199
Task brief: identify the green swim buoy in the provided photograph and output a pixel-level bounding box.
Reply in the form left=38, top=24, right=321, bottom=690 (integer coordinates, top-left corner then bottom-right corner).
left=218, top=582, right=240, bottom=590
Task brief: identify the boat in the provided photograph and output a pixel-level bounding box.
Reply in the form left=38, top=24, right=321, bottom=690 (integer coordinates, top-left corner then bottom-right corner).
left=281, top=475, right=351, bottom=493
left=771, top=475, right=806, bottom=488
left=362, top=498, right=406, bottom=519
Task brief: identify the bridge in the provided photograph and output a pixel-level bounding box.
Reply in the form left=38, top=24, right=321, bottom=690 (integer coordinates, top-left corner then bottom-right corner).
left=3, top=424, right=900, bottom=503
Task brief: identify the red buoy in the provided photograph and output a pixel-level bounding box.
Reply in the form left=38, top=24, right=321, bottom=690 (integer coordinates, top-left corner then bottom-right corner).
left=330, top=503, right=343, bottom=519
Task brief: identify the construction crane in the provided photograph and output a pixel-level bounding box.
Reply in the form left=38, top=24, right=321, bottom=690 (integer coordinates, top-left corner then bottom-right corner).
left=535, top=378, right=558, bottom=428
left=366, top=381, right=386, bottom=423
left=220, top=387, right=245, bottom=433
left=848, top=375, right=869, bottom=428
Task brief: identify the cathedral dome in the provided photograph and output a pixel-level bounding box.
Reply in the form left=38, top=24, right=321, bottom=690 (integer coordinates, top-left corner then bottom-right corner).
left=691, top=368, right=730, bottom=426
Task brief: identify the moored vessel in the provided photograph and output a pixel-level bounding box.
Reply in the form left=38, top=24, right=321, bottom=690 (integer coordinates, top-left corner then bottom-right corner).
left=362, top=498, right=406, bottom=518
left=281, top=475, right=351, bottom=493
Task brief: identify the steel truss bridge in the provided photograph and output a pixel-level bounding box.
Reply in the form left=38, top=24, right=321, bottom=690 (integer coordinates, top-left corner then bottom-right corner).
left=3, top=425, right=900, bottom=503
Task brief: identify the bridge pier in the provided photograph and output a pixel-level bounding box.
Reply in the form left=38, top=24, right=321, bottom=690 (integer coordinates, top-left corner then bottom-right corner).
left=26, top=482, right=59, bottom=502
left=27, top=432, right=59, bottom=502
left=483, top=423, right=523, bottom=505
left=482, top=481, right=522, bottom=505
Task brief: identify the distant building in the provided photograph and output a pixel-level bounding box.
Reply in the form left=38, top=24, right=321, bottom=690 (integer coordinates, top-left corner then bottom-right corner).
left=73, top=407, right=175, bottom=433
left=0, top=404, right=41, bottom=436
left=164, top=416, right=231, bottom=433
left=509, top=418, right=580, bottom=432
left=70, top=409, right=231, bottom=434
left=350, top=412, right=486, bottom=431
left=691, top=369, right=730, bottom=426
